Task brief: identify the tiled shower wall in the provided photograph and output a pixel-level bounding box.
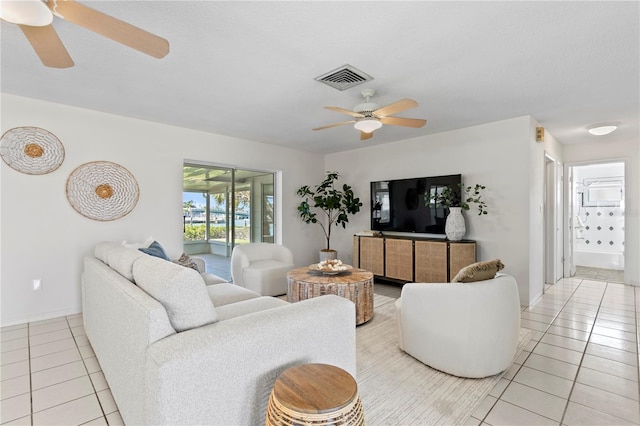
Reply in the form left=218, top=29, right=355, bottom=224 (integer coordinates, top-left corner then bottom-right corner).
left=575, top=206, right=624, bottom=252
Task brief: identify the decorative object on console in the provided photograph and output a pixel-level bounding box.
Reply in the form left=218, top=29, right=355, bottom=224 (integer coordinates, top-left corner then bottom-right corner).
left=445, top=207, right=465, bottom=241
left=66, top=160, right=139, bottom=221
left=451, top=259, right=505, bottom=283
left=424, top=182, right=488, bottom=241
left=0, top=126, right=65, bottom=175
left=297, top=171, right=363, bottom=260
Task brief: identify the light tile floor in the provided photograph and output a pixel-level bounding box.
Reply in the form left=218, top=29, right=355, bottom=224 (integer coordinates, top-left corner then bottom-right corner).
left=574, top=266, right=625, bottom=284
left=1, top=314, right=123, bottom=425
left=1, top=277, right=637, bottom=425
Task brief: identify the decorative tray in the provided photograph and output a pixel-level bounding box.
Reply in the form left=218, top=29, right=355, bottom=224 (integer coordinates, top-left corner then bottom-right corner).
left=308, top=263, right=353, bottom=275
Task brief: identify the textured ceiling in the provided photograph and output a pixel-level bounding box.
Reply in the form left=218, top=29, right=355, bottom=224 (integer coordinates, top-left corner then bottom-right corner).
left=1, top=1, right=638, bottom=154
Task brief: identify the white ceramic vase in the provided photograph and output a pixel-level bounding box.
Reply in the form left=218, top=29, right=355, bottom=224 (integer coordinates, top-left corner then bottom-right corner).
left=319, top=249, right=338, bottom=262
left=445, top=207, right=466, bottom=241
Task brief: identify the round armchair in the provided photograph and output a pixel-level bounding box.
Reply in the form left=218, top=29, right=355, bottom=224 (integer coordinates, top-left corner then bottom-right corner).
left=394, top=274, right=521, bottom=378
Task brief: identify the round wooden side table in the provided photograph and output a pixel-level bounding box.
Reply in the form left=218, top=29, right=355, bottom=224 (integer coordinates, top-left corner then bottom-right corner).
left=265, top=363, right=364, bottom=426
left=287, top=267, right=374, bottom=325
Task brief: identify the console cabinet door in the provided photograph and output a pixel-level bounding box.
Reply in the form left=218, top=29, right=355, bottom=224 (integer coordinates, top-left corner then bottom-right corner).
left=359, top=237, right=384, bottom=276
left=414, top=241, right=447, bottom=282
left=449, top=242, right=476, bottom=279
left=353, top=236, right=360, bottom=268
left=384, top=239, right=413, bottom=281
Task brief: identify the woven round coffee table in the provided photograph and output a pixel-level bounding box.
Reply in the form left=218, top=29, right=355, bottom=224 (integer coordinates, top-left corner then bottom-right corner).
left=287, top=267, right=374, bottom=325
left=266, top=363, right=364, bottom=426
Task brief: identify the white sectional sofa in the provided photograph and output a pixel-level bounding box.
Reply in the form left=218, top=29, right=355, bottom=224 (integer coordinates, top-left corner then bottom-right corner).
left=83, top=242, right=356, bottom=425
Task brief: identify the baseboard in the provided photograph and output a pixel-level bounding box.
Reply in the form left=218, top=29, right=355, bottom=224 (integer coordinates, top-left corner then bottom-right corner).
left=1, top=306, right=82, bottom=328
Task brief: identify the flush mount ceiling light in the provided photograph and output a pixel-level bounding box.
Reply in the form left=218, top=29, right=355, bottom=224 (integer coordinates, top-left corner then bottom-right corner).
left=587, top=123, right=619, bottom=136
left=354, top=118, right=383, bottom=134
left=0, top=0, right=53, bottom=26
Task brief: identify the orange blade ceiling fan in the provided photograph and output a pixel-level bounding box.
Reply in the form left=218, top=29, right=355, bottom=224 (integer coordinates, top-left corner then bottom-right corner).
left=1, top=0, right=169, bottom=68
left=313, top=89, right=427, bottom=140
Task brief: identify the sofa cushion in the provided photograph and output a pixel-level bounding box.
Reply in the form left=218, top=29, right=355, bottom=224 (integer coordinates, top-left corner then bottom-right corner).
left=95, top=241, right=121, bottom=264
left=108, top=246, right=147, bottom=281
left=206, top=283, right=260, bottom=307
left=122, top=236, right=154, bottom=249
left=132, top=255, right=218, bottom=332
left=215, top=296, right=288, bottom=321
left=451, top=259, right=505, bottom=283
left=139, top=241, right=171, bottom=261
left=202, top=273, right=228, bottom=285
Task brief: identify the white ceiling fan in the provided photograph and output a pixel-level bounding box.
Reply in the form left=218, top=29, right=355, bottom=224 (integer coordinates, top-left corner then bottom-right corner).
left=313, top=88, right=427, bottom=140
left=0, top=0, right=169, bottom=68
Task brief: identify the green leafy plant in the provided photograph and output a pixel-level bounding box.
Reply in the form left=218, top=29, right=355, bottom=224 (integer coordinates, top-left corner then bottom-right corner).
left=296, top=171, right=363, bottom=250
left=425, top=183, right=488, bottom=215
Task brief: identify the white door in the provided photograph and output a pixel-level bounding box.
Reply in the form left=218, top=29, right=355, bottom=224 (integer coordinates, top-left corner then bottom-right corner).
left=563, top=166, right=576, bottom=277
left=555, top=161, right=564, bottom=282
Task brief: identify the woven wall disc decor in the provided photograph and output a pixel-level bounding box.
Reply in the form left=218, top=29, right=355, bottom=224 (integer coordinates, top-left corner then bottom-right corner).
left=66, top=161, right=140, bottom=221
left=0, top=127, right=65, bottom=175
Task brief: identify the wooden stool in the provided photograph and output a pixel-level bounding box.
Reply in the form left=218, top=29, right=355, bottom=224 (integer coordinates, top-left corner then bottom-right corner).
left=266, top=363, right=364, bottom=425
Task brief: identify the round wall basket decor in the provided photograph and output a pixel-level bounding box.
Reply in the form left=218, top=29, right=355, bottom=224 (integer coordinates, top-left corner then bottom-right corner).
left=0, top=127, right=65, bottom=175
left=66, top=161, right=139, bottom=221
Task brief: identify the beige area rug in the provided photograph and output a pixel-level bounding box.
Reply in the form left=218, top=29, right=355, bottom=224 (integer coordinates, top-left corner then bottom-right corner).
left=356, top=294, right=532, bottom=425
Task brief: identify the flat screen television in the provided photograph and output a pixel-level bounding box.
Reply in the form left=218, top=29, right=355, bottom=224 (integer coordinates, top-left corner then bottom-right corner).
left=370, top=174, right=462, bottom=234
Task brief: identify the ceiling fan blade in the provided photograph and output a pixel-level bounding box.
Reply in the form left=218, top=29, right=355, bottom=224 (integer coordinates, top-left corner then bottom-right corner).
left=380, top=116, right=427, bottom=128
left=373, top=98, right=418, bottom=117
left=360, top=131, right=374, bottom=141
left=324, top=106, right=365, bottom=118
left=47, top=0, right=169, bottom=58
left=19, top=24, right=74, bottom=68
left=312, top=120, right=356, bottom=131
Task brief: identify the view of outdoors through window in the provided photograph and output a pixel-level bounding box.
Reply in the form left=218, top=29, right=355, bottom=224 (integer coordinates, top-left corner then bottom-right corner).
left=182, top=190, right=251, bottom=243
left=183, top=164, right=275, bottom=256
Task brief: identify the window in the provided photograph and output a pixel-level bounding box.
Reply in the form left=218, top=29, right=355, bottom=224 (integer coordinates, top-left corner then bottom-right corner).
left=183, top=164, right=276, bottom=256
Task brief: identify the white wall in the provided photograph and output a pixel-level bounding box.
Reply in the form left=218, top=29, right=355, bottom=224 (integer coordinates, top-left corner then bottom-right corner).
left=325, top=116, right=547, bottom=305
left=3, top=93, right=636, bottom=324
left=1, top=94, right=324, bottom=325
left=563, top=139, right=640, bottom=285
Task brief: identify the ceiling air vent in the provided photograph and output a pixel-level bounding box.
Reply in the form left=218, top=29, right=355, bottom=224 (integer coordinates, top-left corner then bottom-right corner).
left=315, top=65, right=374, bottom=91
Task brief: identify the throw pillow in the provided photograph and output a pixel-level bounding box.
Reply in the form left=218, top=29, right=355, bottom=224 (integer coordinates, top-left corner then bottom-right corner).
left=176, top=253, right=200, bottom=272
left=139, top=240, right=170, bottom=261
left=451, top=259, right=505, bottom=283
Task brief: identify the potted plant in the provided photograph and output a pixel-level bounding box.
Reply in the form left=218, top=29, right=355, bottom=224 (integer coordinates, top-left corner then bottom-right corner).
left=424, top=183, right=488, bottom=240
left=296, top=171, right=363, bottom=260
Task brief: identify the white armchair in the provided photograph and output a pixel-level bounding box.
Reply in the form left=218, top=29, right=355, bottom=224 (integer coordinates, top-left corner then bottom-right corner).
left=395, top=274, right=521, bottom=378
left=231, top=243, right=295, bottom=296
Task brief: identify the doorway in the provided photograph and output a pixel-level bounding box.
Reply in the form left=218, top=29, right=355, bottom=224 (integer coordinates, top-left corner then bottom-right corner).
left=544, top=153, right=563, bottom=289
left=564, top=160, right=626, bottom=283
left=182, top=163, right=276, bottom=262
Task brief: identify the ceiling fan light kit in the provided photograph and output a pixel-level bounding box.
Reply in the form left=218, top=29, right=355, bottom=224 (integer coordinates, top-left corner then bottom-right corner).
left=0, top=0, right=53, bottom=26
left=313, top=88, right=427, bottom=140
left=354, top=118, right=382, bottom=133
